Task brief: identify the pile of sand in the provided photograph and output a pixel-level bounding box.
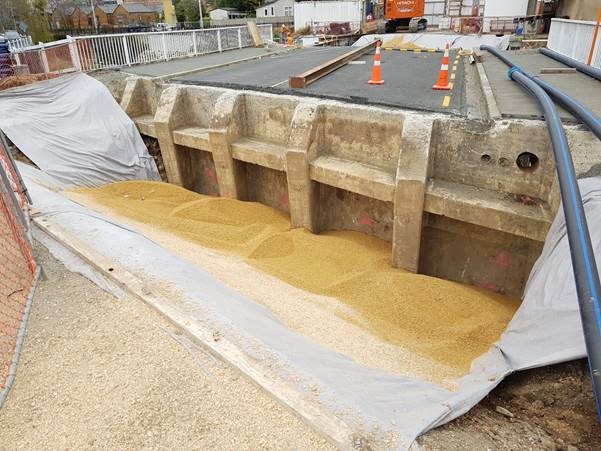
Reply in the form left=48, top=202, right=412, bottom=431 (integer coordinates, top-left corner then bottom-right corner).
left=382, top=36, right=424, bottom=50
left=72, top=181, right=520, bottom=374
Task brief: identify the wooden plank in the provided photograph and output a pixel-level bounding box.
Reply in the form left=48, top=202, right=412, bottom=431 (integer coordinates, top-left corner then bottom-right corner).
left=539, top=67, right=577, bottom=74
left=289, top=40, right=378, bottom=88
left=33, top=217, right=356, bottom=449
left=246, top=20, right=263, bottom=47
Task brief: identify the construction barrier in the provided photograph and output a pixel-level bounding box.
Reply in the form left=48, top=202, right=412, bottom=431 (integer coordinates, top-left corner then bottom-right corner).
left=0, top=138, right=38, bottom=408
left=432, top=43, right=451, bottom=90
left=368, top=40, right=384, bottom=85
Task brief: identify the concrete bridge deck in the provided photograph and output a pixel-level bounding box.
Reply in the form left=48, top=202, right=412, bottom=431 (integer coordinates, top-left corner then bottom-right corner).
left=176, top=47, right=467, bottom=115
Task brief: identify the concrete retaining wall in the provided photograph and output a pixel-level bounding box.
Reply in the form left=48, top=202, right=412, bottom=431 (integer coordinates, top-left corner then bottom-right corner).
left=115, top=75, right=601, bottom=297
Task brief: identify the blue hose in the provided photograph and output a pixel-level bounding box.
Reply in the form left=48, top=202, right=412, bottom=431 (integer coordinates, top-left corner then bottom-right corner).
left=482, top=45, right=601, bottom=423
left=481, top=45, right=601, bottom=140
left=540, top=47, right=601, bottom=82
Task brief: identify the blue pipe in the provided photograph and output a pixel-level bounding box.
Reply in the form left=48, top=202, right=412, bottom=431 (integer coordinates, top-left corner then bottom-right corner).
left=483, top=46, right=601, bottom=422
left=480, top=46, right=601, bottom=140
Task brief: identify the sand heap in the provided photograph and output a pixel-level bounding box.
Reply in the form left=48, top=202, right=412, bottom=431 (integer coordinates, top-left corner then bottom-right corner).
left=73, top=181, right=520, bottom=374
left=382, top=36, right=424, bottom=50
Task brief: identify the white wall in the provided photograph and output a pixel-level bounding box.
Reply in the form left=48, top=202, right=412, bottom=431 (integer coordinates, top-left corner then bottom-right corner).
left=256, top=0, right=294, bottom=18
left=424, top=0, right=446, bottom=26
left=484, top=0, right=528, bottom=17
left=294, top=1, right=363, bottom=30
left=209, top=9, right=229, bottom=20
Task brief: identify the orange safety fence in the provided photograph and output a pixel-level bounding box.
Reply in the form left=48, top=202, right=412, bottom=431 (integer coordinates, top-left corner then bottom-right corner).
left=0, top=139, right=39, bottom=408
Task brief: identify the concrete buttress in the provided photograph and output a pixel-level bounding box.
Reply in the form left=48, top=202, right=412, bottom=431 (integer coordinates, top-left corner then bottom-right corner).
left=209, top=92, right=247, bottom=199
left=392, top=115, right=434, bottom=272
left=285, top=102, right=321, bottom=232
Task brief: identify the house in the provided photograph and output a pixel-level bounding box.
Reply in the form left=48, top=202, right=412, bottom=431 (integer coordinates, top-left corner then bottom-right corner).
left=50, top=2, right=160, bottom=30
left=95, top=4, right=120, bottom=27
left=256, top=0, right=294, bottom=18
left=64, top=6, right=94, bottom=29
left=122, top=3, right=161, bottom=24
left=209, top=8, right=248, bottom=21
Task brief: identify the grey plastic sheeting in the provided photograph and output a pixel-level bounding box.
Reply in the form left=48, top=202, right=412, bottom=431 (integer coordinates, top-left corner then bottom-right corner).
left=19, top=162, right=596, bottom=449
left=353, top=32, right=511, bottom=51
left=0, top=73, right=159, bottom=188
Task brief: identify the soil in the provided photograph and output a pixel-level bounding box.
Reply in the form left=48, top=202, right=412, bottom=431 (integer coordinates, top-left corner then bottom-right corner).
left=1, top=218, right=597, bottom=450
left=0, top=242, right=333, bottom=450
left=0, top=74, right=59, bottom=92
left=420, top=360, right=601, bottom=450
left=142, top=136, right=168, bottom=182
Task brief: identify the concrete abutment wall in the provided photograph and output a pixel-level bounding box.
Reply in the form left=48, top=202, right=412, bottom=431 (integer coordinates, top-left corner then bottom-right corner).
left=114, top=75, right=601, bottom=297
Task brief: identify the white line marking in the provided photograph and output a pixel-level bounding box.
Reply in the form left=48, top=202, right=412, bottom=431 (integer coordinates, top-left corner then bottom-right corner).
left=271, top=79, right=289, bottom=87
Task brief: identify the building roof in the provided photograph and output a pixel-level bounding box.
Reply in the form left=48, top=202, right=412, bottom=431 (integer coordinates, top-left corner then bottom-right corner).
left=214, top=7, right=242, bottom=12
left=123, top=3, right=159, bottom=13
left=97, top=4, right=119, bottom=14
left=257, top=0, right=279, bottom=8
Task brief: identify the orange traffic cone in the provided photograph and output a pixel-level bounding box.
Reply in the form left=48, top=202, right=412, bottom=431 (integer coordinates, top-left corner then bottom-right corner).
left=368, top=40, right=384, bottom=85
left=433, top=43, right=451, bottom=90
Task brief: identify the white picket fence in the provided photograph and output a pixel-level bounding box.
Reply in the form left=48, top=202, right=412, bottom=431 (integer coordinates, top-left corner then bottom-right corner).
left=548, top=18, right=601, bottom=69
left=11, top=25, right=273, bottom=74
left=6, top=36, right=33, bottom=51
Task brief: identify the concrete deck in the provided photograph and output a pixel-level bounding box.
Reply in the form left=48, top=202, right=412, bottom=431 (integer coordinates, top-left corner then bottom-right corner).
left=176, top=47, right=351, bottom=85
left=176, top=47, right=466, bottom=115
left=482, top=50, right=601, bottom=123
left=120, top=47, right=273, bottom=77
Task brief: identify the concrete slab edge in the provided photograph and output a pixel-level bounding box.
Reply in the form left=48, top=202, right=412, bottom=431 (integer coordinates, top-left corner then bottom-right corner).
left=475, top=60, right=502, bottom=120
left=151, top=48, right=292, bottom=83
left=32, top=216, right=357, bottom=450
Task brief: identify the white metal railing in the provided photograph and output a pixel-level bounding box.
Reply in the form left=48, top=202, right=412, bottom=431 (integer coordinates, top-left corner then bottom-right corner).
left=11, top=25, right=273, bottom=73
left=7, top=36, right=33, bottom=52
left=548, top=18, right=601, bottom=69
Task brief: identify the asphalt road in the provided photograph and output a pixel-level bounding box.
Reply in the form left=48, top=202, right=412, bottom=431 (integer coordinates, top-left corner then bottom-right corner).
left=305, top=48, right=464, bottom=114
left=176, top=47, right=466, bottom=115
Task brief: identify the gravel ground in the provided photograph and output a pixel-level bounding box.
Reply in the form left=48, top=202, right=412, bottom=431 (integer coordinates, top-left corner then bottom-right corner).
left=0, top=242, right=333, bottom=451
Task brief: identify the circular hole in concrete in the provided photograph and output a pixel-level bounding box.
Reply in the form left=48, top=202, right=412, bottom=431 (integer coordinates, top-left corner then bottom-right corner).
left=108, top=267, right=114, bottom=272
left=516, top=152, right=539, bottom=172
left=481, top=154, right=491, bottom=163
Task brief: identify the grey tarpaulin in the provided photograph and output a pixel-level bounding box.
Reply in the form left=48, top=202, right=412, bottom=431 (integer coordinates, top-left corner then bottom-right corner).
left=0, top=73, right=159, bottom=187
left=18, top=159, right=600, bottom=448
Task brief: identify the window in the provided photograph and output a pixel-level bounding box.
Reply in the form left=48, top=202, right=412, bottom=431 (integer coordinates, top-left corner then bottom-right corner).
left=284, top=6, right=292, bottom=16
left=264, top=9, right=267, bottom=16
left=271, top=7, right=274, bottom=15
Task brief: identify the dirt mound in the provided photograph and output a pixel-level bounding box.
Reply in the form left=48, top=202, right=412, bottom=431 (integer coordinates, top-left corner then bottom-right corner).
left=0, top=73, right=59, bottom=92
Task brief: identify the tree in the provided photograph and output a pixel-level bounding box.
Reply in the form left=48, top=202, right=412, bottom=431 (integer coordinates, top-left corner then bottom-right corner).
left=174, top=0, right=201, bottom=22
left=0, top=0, right=52, bottom=42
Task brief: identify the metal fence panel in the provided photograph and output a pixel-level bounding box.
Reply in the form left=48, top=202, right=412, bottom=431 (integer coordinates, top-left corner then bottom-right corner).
left=11, top=25, right=273, bottom=74
left=0, top=140, right=38, bottom=408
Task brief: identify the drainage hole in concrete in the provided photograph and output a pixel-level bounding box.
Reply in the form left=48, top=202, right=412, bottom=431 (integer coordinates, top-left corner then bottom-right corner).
left=516, top=152, right=539, bottom=172
left=108, top=267, right=114, bottom=272
left=480, top=154, right=491, bottom=163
